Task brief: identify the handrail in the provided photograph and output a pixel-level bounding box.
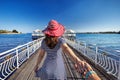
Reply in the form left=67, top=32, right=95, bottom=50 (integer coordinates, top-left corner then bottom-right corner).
left=0, top=38, right=43, bottom=80
left=0, top=41, right=33, bottom=56
left=65, top=38, right=120, bottom=80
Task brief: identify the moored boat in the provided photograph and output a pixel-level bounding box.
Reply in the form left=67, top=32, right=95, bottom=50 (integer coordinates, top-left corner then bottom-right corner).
left=32, top=29, right=44, bottom=40
left=63, top=29, right=76, bottom=41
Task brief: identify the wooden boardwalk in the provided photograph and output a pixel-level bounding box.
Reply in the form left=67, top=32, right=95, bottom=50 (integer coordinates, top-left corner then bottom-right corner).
left=8, top=49, right=41, bottom=80
left=8, top=46, right=115, bottom=80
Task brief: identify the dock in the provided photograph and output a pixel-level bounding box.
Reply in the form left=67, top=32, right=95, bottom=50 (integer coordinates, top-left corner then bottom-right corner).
left=0, top=38, right=119, bottom=80
left=7, top=48, right=103, bottom=80
left=7, top=48, right=116, bottom=80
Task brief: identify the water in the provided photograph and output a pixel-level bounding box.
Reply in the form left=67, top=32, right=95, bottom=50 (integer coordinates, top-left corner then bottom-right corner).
left=76, top=33, right=120, bottom=56
left=0, top=33, right=32, bottom=53
left=0, top=33, right=120, bottom=56
left=76, top=33, right=120, bottom=44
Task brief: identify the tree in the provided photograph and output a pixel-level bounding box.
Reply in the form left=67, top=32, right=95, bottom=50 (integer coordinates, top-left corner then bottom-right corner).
left=118, top=31, right=120, bottom=34
left=12, top=29, right=18, bottom=33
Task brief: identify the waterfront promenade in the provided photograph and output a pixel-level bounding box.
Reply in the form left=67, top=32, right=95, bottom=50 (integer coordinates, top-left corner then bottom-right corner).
left=8, top=46, right=107, bottom=80
left=7, top=46, right=115, bottom=80
left=0, top=38, right=119, bottom=80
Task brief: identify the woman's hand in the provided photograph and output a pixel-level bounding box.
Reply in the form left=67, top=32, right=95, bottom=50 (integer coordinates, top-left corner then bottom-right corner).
left=74, top=60, right=86, bottom=74
left=84, top=62, right=93, bottom=72
left=74, top=60, right=101, bottom=80
left=74, top=60, right=93, bottom=75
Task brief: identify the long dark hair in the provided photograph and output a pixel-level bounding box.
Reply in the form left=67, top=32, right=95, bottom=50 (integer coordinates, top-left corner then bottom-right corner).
left=44, top=35, right=59, bottom=49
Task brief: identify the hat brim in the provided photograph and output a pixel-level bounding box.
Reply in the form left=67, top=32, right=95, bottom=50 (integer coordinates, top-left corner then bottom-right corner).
left=42, top=24, right=65, bottom=37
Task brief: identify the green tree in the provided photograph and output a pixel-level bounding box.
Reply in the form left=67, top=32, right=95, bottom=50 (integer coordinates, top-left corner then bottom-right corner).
left=118, top=31, right=120, bottom=34
left=12, top=29, right=18, bottom=33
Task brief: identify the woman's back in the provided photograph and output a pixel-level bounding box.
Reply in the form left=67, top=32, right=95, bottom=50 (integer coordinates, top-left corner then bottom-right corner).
left=36, top=38, right=67, bottom=80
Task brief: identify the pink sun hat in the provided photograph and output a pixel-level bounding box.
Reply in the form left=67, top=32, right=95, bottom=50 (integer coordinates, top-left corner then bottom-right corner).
left=42, top=20, right=65, bottom=37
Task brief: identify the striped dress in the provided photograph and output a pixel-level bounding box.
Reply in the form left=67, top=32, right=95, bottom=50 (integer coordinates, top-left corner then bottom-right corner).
left=36, top=38, right=67, bottom=80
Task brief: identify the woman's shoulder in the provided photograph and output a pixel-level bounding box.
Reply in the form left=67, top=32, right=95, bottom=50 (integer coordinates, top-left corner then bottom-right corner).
left=59, top=37, right=66, bottom=44
left=59, top=37, right=64, bottom=41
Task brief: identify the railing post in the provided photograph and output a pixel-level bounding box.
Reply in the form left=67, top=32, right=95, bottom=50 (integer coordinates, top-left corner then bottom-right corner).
left=37, top=39, right=39, bottom=49
left=39, top=39, right=42, bottom=47
left=33, top=41, right=35, bottom=52
left=95, top=45, right=98, bottom=65
left=27, top=43, right=29, bottom=59
left=16, top=47, right=19, bottom=69
left=77, top=41, right=80, bottom=51
left=118, top=57, right=120, bottom=80
left=84, top=42, right=86, bottom=56
left=76, top=40, right=78, bottom=50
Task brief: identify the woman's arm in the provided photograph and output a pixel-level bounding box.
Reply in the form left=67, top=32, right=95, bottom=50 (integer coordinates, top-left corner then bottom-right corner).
left=61, top=43, right=101, bottom=80
left=61, top=43, right=82, bottom=64
left=34, top=48, right=45, bottom=72
left=61, top=43, right=85, bottom=73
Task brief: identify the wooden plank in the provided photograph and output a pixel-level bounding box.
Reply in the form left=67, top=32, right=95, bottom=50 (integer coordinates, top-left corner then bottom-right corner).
left=27, top=71, right=39, bottom=80
left=27, top=53, right=46, bottom=80
left=8, top=49, right=42, bottom=80
left=63, top=52, right=83, bottom=80
left=15, top=53, right=37, bottom=80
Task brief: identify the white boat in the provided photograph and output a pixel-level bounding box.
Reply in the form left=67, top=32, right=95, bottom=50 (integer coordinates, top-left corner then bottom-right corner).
left=63, top=29, right=76, bottom=41
left=32, top=29, right=76, bottom=40
left=32, top=29, right=44, bottom=40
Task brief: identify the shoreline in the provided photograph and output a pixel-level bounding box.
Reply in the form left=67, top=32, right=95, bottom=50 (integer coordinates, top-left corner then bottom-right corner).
left=0, top=33, right=22, bottom=34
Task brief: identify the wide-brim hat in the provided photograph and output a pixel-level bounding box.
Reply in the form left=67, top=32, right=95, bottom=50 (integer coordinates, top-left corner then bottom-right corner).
left=42, top=20, right=65, bottom=37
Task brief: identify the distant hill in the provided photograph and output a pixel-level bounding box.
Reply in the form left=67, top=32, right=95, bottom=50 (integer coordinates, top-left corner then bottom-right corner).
left=76, top=31, right=120, bottom=34
left=0, top=29, right=21, bottom=34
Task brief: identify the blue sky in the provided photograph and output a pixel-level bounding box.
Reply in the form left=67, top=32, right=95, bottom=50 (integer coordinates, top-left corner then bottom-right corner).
left=0, top=0, right=120, bottom=33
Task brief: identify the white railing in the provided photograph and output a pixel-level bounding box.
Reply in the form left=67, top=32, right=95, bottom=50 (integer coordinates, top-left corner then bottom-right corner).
left=0, top=38, right=43, bottom=80
left=65, top=38, right=120, bottom=80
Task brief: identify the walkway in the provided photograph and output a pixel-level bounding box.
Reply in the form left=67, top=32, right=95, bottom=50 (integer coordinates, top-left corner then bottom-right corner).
left=8, top=46, right=116, bottom=80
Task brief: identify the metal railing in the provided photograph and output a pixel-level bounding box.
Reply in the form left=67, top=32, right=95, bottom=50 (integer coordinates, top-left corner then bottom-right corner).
left=0, top=38, right=43, bottom=80
left=65, top=38, right=120, bottom=80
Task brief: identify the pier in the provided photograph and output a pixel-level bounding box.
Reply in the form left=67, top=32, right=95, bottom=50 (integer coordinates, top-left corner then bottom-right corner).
left=0, top=37, right=120, bottom=80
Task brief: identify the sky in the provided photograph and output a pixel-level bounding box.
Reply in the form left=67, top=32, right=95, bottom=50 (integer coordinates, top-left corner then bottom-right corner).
left=0, top=0, right=120, bottom=33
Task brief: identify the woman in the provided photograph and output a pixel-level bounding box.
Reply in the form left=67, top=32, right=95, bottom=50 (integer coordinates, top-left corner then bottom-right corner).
left=34, top=20, right=101, bottom=80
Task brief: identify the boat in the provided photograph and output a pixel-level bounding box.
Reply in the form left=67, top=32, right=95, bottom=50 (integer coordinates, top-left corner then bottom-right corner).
left=32, top=29, right=44, bottom=40
left=32, top=29, right=76, bottom=40
left=63, top=29, right=76, bottom=41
